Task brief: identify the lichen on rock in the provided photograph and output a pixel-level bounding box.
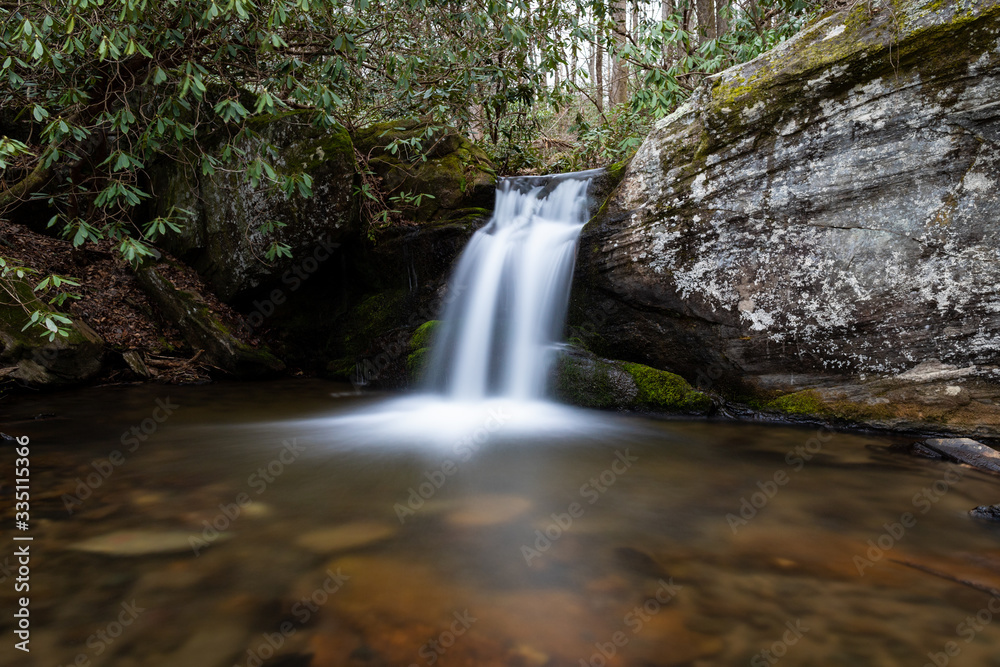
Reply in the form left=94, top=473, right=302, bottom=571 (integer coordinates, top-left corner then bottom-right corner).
left=576, top=0, right=1000, bottom=436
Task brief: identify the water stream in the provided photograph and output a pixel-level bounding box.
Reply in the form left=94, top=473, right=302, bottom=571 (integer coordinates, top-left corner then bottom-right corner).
left=3, top=382, right=1000, bottom=667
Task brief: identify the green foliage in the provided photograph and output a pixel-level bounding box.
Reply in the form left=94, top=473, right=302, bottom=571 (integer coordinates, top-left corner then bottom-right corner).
left=0, top=256, right=80, bottom=340
left=0, top=0, right=821, bottom=329
left=563, top=103, right=646, bottom=170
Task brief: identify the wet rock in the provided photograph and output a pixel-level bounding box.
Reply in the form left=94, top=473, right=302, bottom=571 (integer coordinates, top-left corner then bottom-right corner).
left=969, top=505, right=1000, bottom=522
left=575, top=0, right=1000, bottom=436
left=69, top=530, right=221, bottom=556
left=613, top=546, right=669, bottom=579
left=550, top=346, right=712, bottom=414
left=406, top=319, right=440, bottom=382
left=149, top=617, right=249, bottom=667
left=923, top=438, right=1000, bottom=473
left=135, top=261, right=284, bottom=378
left=511, top=644, right=549, bottom=667
left=295, top=522, right=396, bottom=554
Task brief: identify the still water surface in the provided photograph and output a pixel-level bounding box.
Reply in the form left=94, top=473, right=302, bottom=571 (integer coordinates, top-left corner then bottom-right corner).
left=2, top=379, right=1000, bottom=667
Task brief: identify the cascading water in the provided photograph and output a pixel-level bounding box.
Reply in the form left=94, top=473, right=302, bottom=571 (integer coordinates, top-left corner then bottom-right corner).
left=320, top=168, right=614, bottom=446
left=426, top=170, right=601, bottom=401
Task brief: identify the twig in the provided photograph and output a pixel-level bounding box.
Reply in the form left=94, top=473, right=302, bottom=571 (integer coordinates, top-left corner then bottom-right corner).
left=890, top=558, right=1000, bottom=597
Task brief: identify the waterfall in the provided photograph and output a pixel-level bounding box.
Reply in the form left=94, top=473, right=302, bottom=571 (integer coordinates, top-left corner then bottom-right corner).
left=425, top=169, right=601, bottom=401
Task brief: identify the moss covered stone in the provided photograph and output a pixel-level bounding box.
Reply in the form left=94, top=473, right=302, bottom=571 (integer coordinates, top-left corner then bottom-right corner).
left=573, top=0, right=1000, bottom=438
left=552, top=354, right=621, bottom=409
left=403, top=320, right=441, bottom=383
left=408, top=320, right=440, bottom=351
left=406, top=347, right=431, bottom=382
left=351, top=119, right=496, bottom=224
left=768, top=390, right=828, bottom=415
left=622, top=362, right=713, bottom=413
left=153, top=109, right=358, bottom=302
left=550, top=348, right=712, bottom=414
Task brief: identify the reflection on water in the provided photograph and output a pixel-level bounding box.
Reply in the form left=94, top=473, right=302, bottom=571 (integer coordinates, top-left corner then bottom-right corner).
left=2, top=379, right=1000, bottom=667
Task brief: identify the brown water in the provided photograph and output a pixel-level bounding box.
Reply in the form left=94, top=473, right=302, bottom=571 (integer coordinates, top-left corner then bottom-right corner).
left=2, top=379, right=1000, bottom=667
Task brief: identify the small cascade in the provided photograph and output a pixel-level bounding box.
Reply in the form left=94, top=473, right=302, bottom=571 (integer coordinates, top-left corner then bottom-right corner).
left=425, top=169, right=601, bottom=401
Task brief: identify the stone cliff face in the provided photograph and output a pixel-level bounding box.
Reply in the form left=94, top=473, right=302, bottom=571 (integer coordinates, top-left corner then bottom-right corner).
left=575, top=0, right=1000, bottom=436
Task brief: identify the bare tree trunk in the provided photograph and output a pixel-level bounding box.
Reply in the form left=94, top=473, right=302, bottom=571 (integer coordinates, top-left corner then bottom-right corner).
left=661, top=0, right=674, bottom=66
left=681, top=0, right=694, bottom=55
left=610, top=0, right=628, bottom=106
left=696, top=0, right=716, bottom=42
left=716, top=0, right=728, bottom=37
left=631, top=1, right=640, bottom=93
left=566, top=5, right=580, bottom=86
left=595, top=33, right=605, bottom=112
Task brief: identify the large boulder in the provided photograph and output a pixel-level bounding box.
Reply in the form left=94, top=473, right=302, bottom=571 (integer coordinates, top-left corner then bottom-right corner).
left=576, top=0, right=1000, bottom=436
left=153, top=111, right=359, bottom=302
left=351, top=119, right=496, bottom=224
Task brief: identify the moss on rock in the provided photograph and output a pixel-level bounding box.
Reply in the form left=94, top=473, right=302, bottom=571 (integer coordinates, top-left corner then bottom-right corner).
left=351, top=119, right=496, bottom=224
left=765, top=388, right=899, bottom=423
left=406, top=347, right=431, bottom=382
left=622, top=362, right=713, bottom=413
left=768, top=389, right=828, bottom=415
left=552, top=354, right=621, bottom=409
left=153, top=109, right=358, bottom=302
left=408, top=320, right=440, bottom=351
left=550, top=349, right=712, bottom=415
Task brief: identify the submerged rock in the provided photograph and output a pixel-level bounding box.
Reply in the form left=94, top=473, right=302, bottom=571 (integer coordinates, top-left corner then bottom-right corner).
left=69, top=530, right=215, bottom=556
left=295, top=522, right=397, bottom=554
left=445, top=494, right=532, bottom=527
left=969, top=505, right=1000, bottom=522
left=922, top=438, right=1000, bottom=473
left=576, top=0, right=1000, bottom=436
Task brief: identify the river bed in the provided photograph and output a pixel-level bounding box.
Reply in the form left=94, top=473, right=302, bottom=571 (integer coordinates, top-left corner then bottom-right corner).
left=2, top=379, right=1000, bottom=667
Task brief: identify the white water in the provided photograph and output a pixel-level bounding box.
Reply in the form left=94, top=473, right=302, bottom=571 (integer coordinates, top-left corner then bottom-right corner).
left=313, top=169, right=605, bottom=446
left=426, top=170, right=600, bottom=400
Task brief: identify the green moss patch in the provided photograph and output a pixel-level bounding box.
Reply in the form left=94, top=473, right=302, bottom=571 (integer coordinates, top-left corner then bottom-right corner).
left=406, top=347, right=431, bottom=382
left=767, top=389, right=896, bottom=422
left=409, top=320, right=440, bottom=351
left=622, top=362, right=712, bottom=413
